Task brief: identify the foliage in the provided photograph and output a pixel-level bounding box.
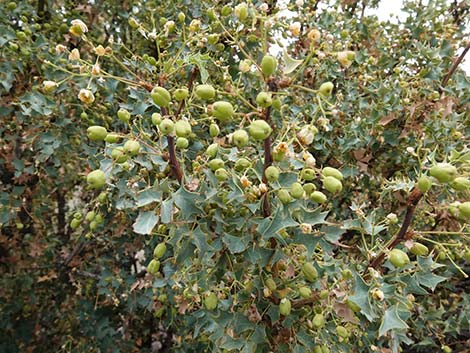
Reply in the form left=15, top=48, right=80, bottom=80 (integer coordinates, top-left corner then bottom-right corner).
left=1, top=0, right=470, bottom=352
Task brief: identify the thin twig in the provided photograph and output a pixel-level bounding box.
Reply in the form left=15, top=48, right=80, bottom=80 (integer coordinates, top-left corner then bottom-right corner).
left=366, top=187, right=423, bottom=272
left=440, top=41, right=470, bottom=92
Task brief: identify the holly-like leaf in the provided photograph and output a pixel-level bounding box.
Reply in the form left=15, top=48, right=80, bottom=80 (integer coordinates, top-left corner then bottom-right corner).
left=379, top=305, right=409, bottom=337
left=132, top=211, right=159, bottom=235
left=349, top=274, right=378, bottom=322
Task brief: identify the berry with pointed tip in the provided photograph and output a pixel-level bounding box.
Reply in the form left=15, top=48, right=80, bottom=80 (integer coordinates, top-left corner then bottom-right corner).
left=151, top=113, right=162, bottom=126
left=209, top=123, right=220, bottom=137
left=458, top=202, right=470, bottom=218
left=206, top=143, right=219, bottom=158
left=298, top=286, right=312, bottom=298
left=277, top=189, right=292, bottom=204
left=310, top=191, right=327, bottom=204
left=105, top=133, right=120, bottom=144
left=450, top=177, right=470, bottom=191
left=410, top=242, right=429, bottom=256
left=290, top=182, right=304, bottom=199
left=147, top=259, right=160, bottom=275
left=153, top=243, right=167, bottom=259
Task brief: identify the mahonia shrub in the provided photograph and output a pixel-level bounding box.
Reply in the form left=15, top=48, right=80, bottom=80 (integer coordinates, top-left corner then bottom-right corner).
left=44, top=0, right=470, bottom=352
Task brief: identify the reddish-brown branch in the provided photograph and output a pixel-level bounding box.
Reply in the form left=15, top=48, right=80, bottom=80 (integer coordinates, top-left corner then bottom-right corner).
left=366, top=187, right=423, bottom=272
left=440, top=41, right=470, bottom=92
left=292, top=292, right=320, bottom=309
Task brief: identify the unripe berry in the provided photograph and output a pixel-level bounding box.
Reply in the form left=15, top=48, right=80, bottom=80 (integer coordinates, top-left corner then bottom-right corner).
left=159, top=118, right=175, bottom=135
left=261, top=55, right=277, bottom=76
left=265, top=166, right=280, bottom=183
left=173, top=87, right=189, bottom=101
left=87, top=170, right=106, bottom=189
left=429, top=163, right=458, bottom=183
left=277, top=189, right=293, bottom=204
left=249, top=120, right=272, bottom=140
left=176, top=137, right=189, bottom=149
left=318, top=82, right=334, bottom=97
left=174, top=120, right=192, bottom=138
left=195, top=84, right=216, bottom=100
left=123, top=140, right=141, bottom=156
left=232, top=129, right=249, bottom=148
left=209, top=158, right=224, bottom=171
left=322, top=167, right=343, bottom=180
left=212, top=101, right=234, bottom=123
left=389, top=249, right=410, bottom=268
left=417, top=175, right=432, bottom=193
left=87, top=126, right=108, bottom=141
left=279, top=298, right=291, bottom=316
left=323, top=176, right=342, bottom=193
left=256, top=92, right=273, bottom=108
left=206, top=143, right=219, bottom=158
left=209, top=123, right=220, bottom=137
left=151, top=86, right=171, bottom=107
left=290, top=182, right=305, bottom=199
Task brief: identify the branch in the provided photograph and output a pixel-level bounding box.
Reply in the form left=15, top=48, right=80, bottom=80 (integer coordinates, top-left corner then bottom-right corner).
left=366, top=187, right=423, bottom=272
left=292, top=292, right=320, bottom=309
left=440, top=41, right=470, bottom=92
left=261, top=79, right=278, bottom=217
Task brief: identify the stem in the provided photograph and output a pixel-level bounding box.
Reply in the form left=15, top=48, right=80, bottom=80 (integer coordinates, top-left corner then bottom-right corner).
left=366, top=187, right=423, bottom=272
left=261, top=79, right=278, bottom=217
left=440, top=41, right=470, bottom=92
left=292, top=291, right=320, bottom=309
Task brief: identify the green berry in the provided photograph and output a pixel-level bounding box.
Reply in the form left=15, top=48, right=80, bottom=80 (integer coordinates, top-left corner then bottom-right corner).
left=290, top=182, right=305, bottom=199
left=234, top=157, right=251, bottom=171
left=153, top=243, right=167, bottom=259
left=195, top=84, right=216, bottom=100
left=215, top=168, right=230, bottom=181
left=151, top=86, right=171, bottom=107
left=301, top=263, right=318, bottom=282
left=151, top=113, right=163, bottom=126
left=298, top=286, right=312, bottom=298
left=261, top=55, right=277, bottom=76
left=277, top=189, right=293, bottom=204
left=212, top=101, right=234, bottom=123
left=265, top=166, right=280, bottom=183
left=206, top=143, right=219, bottom=158
left=256, top=92, right=273, bottom=108
left=174, top=120, right=192, bottom=138
left=87, top=126, right=107, bottom=141
left=429, top=163, right=458, bottom=183
left=279, top=298, right=291, bottom=316
left=318, top=82, right=334, bottom=97
left=322, top=167, right=343, bottom=180
left=300, top=168, right=316, bottom=181
left=410, top=242, right=429, bottom=257
left=417, top=175, right=432, bottom=193
left=105, top=133, right=120, bottom=144
left=389, top=249, right=410, bottom=268
left=159, top=118, right=175, bottom=135
left=176, top=137, right=189, bottom=149
left=87, top=170, right=106, bottom=189
left=310, top=190, right=327, bottom=203
left=209, top=158, right=224, bottom=171
left=123, top=140, right=141, bottom=156
left=232, top=129, right=249, bottom=148
left=303, top=183, right=316, bottom=194
left=323, top=176, right=342, bottom=193
left=249, top=120, right=272, bottom=140
left=209, top=123, right=220, bottom=137
left=117, top=109, right=131, bottom=123
left=173, top=87, right=189, bottom=101
left=204, top=292, right=218, bottom=310
left=147, top=259, right=161, bottom=275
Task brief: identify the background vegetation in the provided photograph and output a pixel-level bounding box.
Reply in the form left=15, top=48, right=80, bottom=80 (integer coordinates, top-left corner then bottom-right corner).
left=1, top=0, right=469, bottom=352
